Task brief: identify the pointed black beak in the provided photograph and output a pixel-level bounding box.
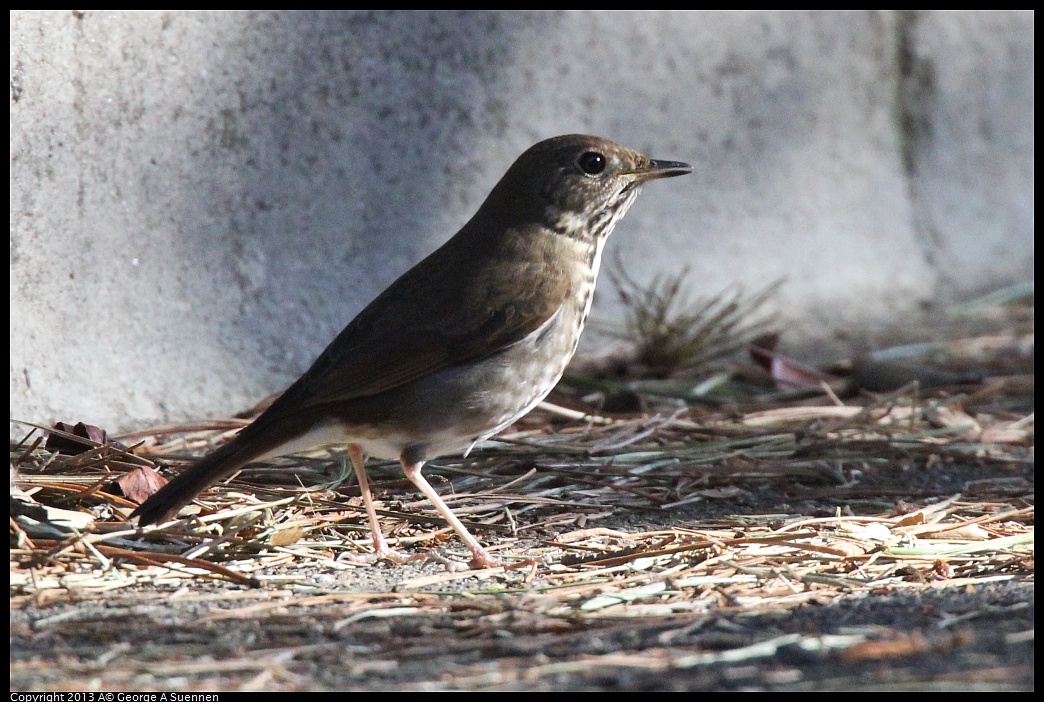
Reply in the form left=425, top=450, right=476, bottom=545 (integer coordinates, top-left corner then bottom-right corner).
left=628, top=159, right=693, bottom=182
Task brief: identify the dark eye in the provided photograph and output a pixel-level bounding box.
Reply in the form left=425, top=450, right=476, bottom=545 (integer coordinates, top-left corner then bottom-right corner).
left=576, top=151, right=607, bottom=176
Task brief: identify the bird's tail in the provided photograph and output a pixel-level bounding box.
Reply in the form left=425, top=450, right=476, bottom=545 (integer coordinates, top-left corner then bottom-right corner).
left=131, top=436, right=267, bottom=526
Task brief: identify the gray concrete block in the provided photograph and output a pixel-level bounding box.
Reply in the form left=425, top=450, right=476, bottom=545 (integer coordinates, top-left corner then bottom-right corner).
left=10, top=11, right=1033, bottom=433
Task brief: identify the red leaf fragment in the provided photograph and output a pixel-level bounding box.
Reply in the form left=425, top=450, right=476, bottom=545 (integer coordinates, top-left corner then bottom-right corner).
left=749, top=340, right=833, bottom=391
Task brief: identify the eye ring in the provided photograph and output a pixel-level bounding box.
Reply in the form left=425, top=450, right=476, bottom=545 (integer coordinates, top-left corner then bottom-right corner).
left=576, top=151, right=607, bottom=176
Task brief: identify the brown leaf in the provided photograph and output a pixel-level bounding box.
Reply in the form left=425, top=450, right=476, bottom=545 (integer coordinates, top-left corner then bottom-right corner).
left=270, top=525, right=305, bottom=547
left=45, top=421, right=109, bottom=455
left=117, top=466, right=169, bottom=504
left=895, top=512, right=926, bottom=527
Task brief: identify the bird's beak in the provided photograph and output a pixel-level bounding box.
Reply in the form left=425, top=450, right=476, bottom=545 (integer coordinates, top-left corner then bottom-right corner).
left=623, top=159, right=693, bottom=182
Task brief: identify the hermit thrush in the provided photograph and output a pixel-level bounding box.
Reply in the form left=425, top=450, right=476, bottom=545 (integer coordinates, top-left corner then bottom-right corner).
left=132, top=134, right=691, bottom=567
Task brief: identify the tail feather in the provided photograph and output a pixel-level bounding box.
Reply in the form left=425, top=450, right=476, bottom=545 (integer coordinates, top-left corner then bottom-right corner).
left=131, top=437, right=265, bottom=526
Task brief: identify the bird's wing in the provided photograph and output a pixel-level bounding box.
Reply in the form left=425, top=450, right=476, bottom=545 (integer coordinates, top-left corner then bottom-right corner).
left=268, top=227, right=572, bottom=412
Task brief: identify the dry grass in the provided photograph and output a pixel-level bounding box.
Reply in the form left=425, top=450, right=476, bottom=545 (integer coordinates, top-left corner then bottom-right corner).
left=11, top=384, right=1033, bottom=590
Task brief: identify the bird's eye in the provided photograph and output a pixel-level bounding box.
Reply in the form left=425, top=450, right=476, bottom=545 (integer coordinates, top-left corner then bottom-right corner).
left=576, top=151, right=607, bottom=176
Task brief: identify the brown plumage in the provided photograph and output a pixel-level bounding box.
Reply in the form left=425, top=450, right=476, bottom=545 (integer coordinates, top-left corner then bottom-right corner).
left=132, top=134, right=691, bottom=568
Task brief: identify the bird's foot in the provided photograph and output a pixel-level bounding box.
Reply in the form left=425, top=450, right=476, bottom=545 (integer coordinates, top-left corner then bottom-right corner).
left=415, top=548, right=503, bottom=572
left=365, top=533, right=423, bottom=565
left=467, top=547, right=503, bottom=570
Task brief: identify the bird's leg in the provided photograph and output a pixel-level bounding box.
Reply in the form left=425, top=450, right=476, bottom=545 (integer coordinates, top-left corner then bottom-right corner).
left=348, top=444, right=413, bottom=564
left=399, top=458, right=503, bottom=569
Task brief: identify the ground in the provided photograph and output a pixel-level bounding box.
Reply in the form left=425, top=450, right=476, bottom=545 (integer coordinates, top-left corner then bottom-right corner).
left=11, top=395, right=1034, bottom=691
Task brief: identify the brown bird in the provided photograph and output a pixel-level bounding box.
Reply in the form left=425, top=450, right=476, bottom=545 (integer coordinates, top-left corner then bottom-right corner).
left=132, top=134, right=691, bottom=568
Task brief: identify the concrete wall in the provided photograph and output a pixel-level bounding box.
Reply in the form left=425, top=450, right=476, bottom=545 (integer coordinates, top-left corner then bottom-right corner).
left=10, top=11, right=1034, bottom=432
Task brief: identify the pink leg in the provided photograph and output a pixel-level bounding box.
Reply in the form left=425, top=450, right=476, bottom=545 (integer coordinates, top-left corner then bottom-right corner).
left=348, top=444, right=413, bottom=563
left=400, top=459, right=502, bottom=569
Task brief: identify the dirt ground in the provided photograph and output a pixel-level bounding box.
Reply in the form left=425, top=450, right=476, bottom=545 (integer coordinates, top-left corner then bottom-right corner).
left=11, top=448, right=1034, bottom=691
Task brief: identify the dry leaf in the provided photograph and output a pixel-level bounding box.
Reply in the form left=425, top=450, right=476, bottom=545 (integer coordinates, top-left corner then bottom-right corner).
left=117, top=465, right=170, bottom=504
left=270, top=525, right=305, bottom=547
